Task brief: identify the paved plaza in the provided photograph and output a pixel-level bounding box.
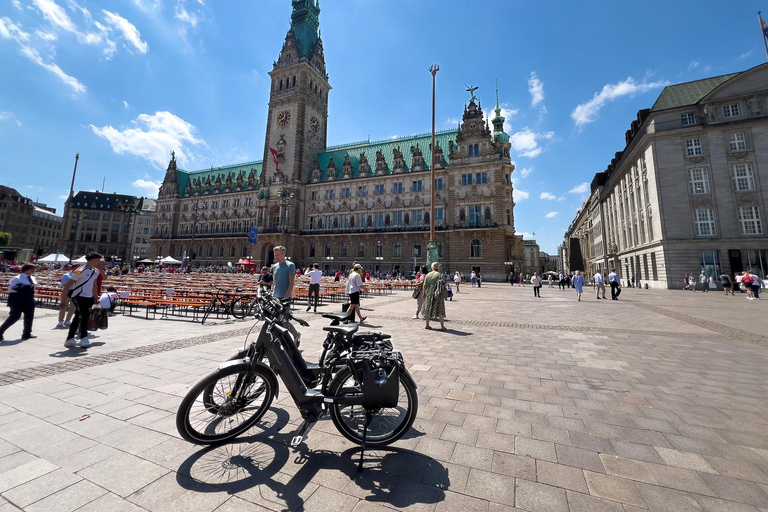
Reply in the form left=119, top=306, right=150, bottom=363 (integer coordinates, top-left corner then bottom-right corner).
left=0, top=283, right=767, bottom=511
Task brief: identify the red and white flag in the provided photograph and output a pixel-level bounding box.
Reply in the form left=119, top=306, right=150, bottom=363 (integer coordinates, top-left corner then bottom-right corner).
left=269, top=148, right=279, bottom=170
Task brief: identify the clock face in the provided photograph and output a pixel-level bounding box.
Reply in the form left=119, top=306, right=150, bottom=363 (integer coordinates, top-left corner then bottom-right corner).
left=310, top=115, right=320, bottom=133
left=277, top=109, right=291, bottom=128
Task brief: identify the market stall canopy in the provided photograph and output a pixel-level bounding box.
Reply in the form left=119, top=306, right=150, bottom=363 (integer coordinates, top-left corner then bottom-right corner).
left=73, top=256, right=88, bottom=264
left=37, top=253, right=70, bottom=264
left=160, top=256, right=182, bottom=265
left=235, top=259, right=257, bottom=266
left=137, top=259, right=155, bottom=264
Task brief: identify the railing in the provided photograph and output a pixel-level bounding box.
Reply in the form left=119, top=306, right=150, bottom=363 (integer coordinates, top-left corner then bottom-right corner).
left=648, top=116, right=705, bottom=134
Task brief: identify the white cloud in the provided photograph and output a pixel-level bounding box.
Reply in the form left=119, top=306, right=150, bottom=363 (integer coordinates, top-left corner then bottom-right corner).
left=571, top=77, right=670, bottom=127
left=738, top=49, right=754, bottom=60
left=0, top=17, right=31, bottom=42
left=527, top=72, right=544, bottom=106
left=102, top=10, right=148, bottom=53
left=123, top=100, right=129, bottom=109
left=540, top=192, right=556, bottom=200
left=132, top=0, right=162, bottom=13
left=687, top=60, right=699, bottom=71
left=175, top=7, right=198, bottom=27
left=12, top=0, right=22, bottom=10
left=569, top=182, right=589, bottom=194
left=520, top=167, right=533, bottom=178
left=132, top=179, right=161, bottom=197
left=90, top=111, right=205, bottom=169
left=445, top=117, right=459, bottom=126
left=0, top=111, right=22, bottom=126
left=545, top=211, right=559, bottom=218
left=32, top=0, right=78, bottom=34
left=20, top=45, right=86, bottom=93
left=509, top=127, right=554, bottom=158
left=513, top=189, right=529, bottom=202
left=34, top=29, right=57, bottom=41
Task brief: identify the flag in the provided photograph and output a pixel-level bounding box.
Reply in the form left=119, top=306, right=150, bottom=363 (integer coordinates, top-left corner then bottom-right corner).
left=248, top=226, right=258, bottom=244
left=269, top=148, right=279, bottom=170
left=761, top=12, right=768, bottom=39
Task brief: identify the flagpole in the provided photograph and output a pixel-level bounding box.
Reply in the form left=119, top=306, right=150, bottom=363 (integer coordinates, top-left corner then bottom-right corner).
left=760, top=12, right=768, bottom=62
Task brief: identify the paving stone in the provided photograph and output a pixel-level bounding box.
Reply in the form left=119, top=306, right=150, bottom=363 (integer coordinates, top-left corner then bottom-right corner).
left=598, top=454, right=657, bottom=484
left=515, top=437, right=557, bottom=463
left=635, top=482, right=706, bottom=512
left=555, top=444, right=605, bottom=473
left=693, top=495, right=762, bottom=512
left=126, top=471, right=230, bottom=512
left=24, top=479, right=107, bottom=512
left=664, top=434, right=722, bottom=457
left=77, top=451, right=170, bottom=498
left=611, top=440, right=666, bottom=464
left=644, top=462, right=717, bottom=496
left=491, top=451, right=536, bottom=480
left=476, top=431, right=515, bottom=454
left=536, top=460, right=589, bottom=493
left=654, top=447, right=719, bottom=474
left=565, top=490, right=625, bottom=512
left=75, top=492, right=147, bottom=512
left=532, top=424, right=571, bottom=446
left=569, top=431, right=617, bottom=455
left=435, top=490, right=489, bottom=512
left=0, top=454, right=60, bottom=493
left=1, top=468, right=81, bottom=508
left=583, top=471, right=646, bottom=508
left=515, top=478, right=569, bottom=512
left=465, top=468, right=515, bottom=504
left=414, top=436, right=456, bottom=462
left=387, top=478, right=445, bottom=511
left=419, top=460, right=469, bottom=493
left=700, top=474, right=768, bottom=509
left=496, top=420, right=533, bottom=438
left=440, top=424, right=479, bottom=446
left=450, top=443, right=494, bottom=471
left=704, top=456, right=768, bottom=485
left=204, top=497, right=273, bottom=512
left=298, top=485, right=359, bottom=512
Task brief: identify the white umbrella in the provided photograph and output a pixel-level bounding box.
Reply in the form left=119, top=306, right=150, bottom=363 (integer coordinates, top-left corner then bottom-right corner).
left=160, top=256, right=182, bottom=265
left=37, top=253, right=70, bottom=264
left=73, top=256, right=87, bottom=264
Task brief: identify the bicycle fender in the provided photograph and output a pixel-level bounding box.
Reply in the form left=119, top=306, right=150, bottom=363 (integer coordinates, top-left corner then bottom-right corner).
left=219, top=358, right=248, bottom=370
left=401, top=367, right=417, bottom=390
left=217, top=359, right=280, bottom=399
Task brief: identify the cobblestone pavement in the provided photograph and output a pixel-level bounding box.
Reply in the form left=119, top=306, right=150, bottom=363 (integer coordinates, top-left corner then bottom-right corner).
left=0, top=283, right=767, bottom=511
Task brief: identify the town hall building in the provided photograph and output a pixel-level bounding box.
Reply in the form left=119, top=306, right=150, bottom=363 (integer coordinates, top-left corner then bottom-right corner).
left=153, top=0, right=522, bottom=279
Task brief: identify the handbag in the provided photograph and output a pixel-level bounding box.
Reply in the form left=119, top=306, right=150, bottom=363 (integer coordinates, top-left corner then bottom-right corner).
left=88, top=308, right=100, bottom=331
left=98, top=309, right=109, bottom=329
left=411, top=288, right=421, bottom=299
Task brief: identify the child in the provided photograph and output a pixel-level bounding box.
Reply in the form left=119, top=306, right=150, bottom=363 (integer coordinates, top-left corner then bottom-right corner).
left=446, top=283, right=453, bottom=301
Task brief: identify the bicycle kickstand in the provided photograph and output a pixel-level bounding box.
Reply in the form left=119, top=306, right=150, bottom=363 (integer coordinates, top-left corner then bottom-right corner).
left=290, top=418, right=316, bottom=449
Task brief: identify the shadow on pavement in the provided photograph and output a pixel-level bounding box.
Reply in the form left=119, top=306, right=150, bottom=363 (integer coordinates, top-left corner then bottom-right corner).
left=176, top=408, right=447, bottom=510
left=49, top=341, right=107, bottom=357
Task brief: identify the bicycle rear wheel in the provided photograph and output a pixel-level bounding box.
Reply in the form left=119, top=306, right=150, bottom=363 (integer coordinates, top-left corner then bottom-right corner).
left=230, top=297, right=252, bottom=319
left=327, top=366, right=417, bottom=447
left=177, top=363, right=275, bottom=445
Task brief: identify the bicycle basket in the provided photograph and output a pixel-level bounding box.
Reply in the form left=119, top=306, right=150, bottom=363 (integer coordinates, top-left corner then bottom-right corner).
left=361, top=353, right=400, bottom=410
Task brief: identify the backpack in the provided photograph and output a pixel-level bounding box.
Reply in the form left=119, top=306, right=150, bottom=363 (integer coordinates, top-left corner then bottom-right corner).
left=743, top=275, right=753, bottom=284
left=434, top=279, right=448, bottom=301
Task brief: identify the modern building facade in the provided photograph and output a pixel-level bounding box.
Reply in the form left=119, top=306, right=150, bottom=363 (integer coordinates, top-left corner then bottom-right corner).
left=30, top=205, right=63, bottom=257
left=59, top=191, right=139, bottom=263
left=152, top=1, right=523, bottom=279
left=564, top=63, right=768, bottom=288
left=523, top=240, right=540, bottom=275
left=129, top=198, right=156, bottom=263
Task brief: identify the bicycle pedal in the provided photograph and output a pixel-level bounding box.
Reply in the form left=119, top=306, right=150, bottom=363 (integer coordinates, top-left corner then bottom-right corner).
left=290, top=435, right=304, bottom=447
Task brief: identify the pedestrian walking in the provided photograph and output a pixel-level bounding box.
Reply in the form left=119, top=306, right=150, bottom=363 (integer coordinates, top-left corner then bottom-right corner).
left=608, top=268, right=621, bottom=300
left=421, top=262, right=446, bottom=330
left=61, top=253, right=101, bottom=348
left=413, top=266, right=427, bottom=319
left=594, top=271, right=606, bottom=299
left=0, top=263, right=38, bottom=342
left=683, top=273, right=691, bottom=290
left=56, top=270, right=75, bottom=328
left=559, top=272, right=565, bottom=290
left=453, top=271, right=461, bottom=293
left=699, top=271, right=709, bottom=292
left=688, top=273, right=696, bottom=292
left=548, top=273, right=554, bottom=288
left=345, top=264, right=367, bottom=323
left=477, top=273, right=482, bottom=288
left=532, top=272, right=542, bottom=297
left=749, top=270, right=762, bottom=300
left=470, top=271, right=477, bottom=287
left=446, top=283, right=453, bottom=301
left=573, top=270, right=585, bottom=301
left=719, top=273, right=734, bottom=296
left=306, top=263, right=322, bottom=312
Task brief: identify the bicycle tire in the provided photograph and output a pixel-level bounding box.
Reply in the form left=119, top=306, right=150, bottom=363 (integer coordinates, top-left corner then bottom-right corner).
left=202, top=347, right=269, bottom=413
left=177, top=363, right=275, bottom=445
left=327, top=365, right=417, bottom=447
left=201, top=302, right=215, bottom=324
left=230, top=297, right=252, bottom=319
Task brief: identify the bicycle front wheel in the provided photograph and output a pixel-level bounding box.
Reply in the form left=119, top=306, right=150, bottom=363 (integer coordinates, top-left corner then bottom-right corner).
left=230, top=297, right=252, bottom=319
left=177, top=363, right=275, bottom=445
left=327, top=366, right=417, bottom=447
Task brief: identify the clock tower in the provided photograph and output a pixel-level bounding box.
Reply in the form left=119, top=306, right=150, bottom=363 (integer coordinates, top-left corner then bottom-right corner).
left=263, top=0, right=330, bottom=190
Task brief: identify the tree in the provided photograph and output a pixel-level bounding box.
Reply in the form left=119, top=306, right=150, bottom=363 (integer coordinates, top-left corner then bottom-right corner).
left=0, top=232, right=11, bottom=246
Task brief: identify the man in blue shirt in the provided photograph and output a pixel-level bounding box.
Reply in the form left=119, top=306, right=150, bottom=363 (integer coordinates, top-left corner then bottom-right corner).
left=271, top=246, right=295, bottom=300
left=608, top=268, right=621, bottom=300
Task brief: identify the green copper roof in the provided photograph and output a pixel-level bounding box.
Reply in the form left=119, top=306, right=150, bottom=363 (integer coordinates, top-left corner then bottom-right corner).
left=290, top=0, right=320, bottom=59
left=651, top=73, right=738, bottom=111
left=176, top=160, right=263, bottom=198
left=316, top=130, right=457, bottom=182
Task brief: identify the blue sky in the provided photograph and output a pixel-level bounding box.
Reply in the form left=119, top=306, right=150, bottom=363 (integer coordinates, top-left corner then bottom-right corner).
left=1, top=0, right=767, bottom=253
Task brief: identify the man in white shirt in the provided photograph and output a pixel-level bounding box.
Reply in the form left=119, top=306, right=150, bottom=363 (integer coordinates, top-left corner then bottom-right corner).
left=346, top=264, right=366, bottom=323
left=453, top=271, right=461, bottom=293
left=60, top=252, right=101, bottom=348
left=607, top=268, right=621, bottom=300
left=594, top=271, right=606, bottom=299
left=306, top=263, right=323, bottom=312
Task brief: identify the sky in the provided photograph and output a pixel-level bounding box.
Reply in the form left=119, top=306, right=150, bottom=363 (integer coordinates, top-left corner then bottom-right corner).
left=1, top=0, right=767, bottom=253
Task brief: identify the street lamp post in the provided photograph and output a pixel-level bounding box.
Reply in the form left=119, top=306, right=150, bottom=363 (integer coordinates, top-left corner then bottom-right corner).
left=426, top=64, right=440, bottom=269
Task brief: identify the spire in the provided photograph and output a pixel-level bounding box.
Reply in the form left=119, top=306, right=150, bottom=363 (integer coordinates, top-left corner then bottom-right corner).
left=495, top=79, right=501, bottom=117
left=290, top=0, right=321, bottom=58
left=492, top=82, right=509, bottom=143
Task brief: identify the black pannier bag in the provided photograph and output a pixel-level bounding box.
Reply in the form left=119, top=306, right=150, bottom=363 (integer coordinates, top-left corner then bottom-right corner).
left=361, top=354, right=400, bottom=410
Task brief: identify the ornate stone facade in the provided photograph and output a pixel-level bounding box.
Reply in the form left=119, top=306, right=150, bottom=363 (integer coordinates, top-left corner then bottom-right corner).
left=152, top=1, right=523, bottom=279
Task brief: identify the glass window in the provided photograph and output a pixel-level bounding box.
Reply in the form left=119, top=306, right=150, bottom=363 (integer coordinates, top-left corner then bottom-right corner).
left=732, top=163, right=755, bottom=191
left=729, top=132, right=747, bottom=151
left=393, top=242, right=402, bottom=258
left=468, top=145, right=474, bottom=157
left=340, top=243, right=347, bottom=257
left=412, top=180, right=422, bottom=192
left=745, top=250, right=768, bottom=279
left=475, top=172, right=488, bottom=184
left=435, top=208, right=444, bottom=226
left=393, top=183, right=403, bottom=194
left=699, top=250, right=721, bottom=280
left=375, top=212, right=384, bottom=228
left=686, top=138, right=702, bottom=157
left=326, top=189, right=335, bottom=199
left=413, top=243, right=421, bottom=257
left=739, top=206, right=762, bottom=235
left=375, top=184, right=385, bottom=195
left=324, top=244, right=331, bottom=257
left=325, top=215, right=333, bottom=229
left=392, top=211, right=403, bottom=226
left=341, top=187, right=351, bottom=198
left=311, top=191, right=320, bottom=200
left=340, top=214, right=350, bottom=229
left=412, top=210, right=423, bottom=225
left=689, top=168, right=710, bottom=194
left=434, top=178, right=443, bottom=190
left=722, top=104, right=740, bottom=118
left=470, top=239, right=482, bottom=258
left=474, top=144, right=479, bottom=155
left=694, top=209, right=716, bottom=236
left=461, top=174, right=472, bottom=186
left=356, top=213, right=366, bottom=228
left=680, top=112, right=697, bottom=126
left=468, top=205, right=482, bottom=226
left=358, top=186, right=367, bottom=196
left=375, top=242, right=383, bottom=258
left=357, top=243, right=365, bottom=257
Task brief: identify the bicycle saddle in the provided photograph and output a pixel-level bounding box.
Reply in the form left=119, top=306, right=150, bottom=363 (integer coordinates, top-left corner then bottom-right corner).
left=322, top=323, right=359, bottom=337
left=322, top=312, right=350, bottom=323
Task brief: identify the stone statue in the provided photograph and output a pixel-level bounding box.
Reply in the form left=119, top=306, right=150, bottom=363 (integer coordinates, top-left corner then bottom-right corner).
left=465, top=84, right=479, bottom=103
left=748, top=95, right=762, bottom=115
left=705, top=103, right=718, bottom=123
left=171, top=150, right=176, bottom=160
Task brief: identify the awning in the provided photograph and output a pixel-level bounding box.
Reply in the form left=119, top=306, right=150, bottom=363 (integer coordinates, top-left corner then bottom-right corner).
left=37, top=253, right=70, bottom=264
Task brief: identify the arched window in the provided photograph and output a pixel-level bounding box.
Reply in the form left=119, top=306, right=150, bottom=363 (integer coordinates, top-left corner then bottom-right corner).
left=413, top=242, right=421, bottom=257
left=279, top=79, right=283, bottom=91
left=230, top=245, right=236, bottom=258
left=292, top=75, right=296, bottom=87
left=357, top=243, right=365, bottom=258
left=385, top=214, right=390, bottom=226
left=471, top=239, right=482, bottom=258
left=340, top=243, right=347, bottom=258
left=437, top=241, right=443, bottom=258
left=459, top=209, right=466, bottom=222
left=219, top=246, right=224, bottom=257
left=474, top=144, right=479, bottom=156
left=468, top=145, right=473, bottom=157
left=242, top=245, right=248, bottom=258
left=309, top=243, right=315, bottom=257
left=208, top=246, right=213, bottom=257
left=485, top=207, right=492, bottom=221
left=324, top=243, right=331, bottom=257
left=393, top=242, right=402, bottom=258
left=375, top=241, right=383, bottom=258
left=366, top=215, right=372, bottom=227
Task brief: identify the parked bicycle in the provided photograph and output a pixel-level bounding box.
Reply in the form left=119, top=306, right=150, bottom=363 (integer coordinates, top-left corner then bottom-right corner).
left=177, top=292, right=417, bottom=468
left=200, top=285, right=236, bottom=325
